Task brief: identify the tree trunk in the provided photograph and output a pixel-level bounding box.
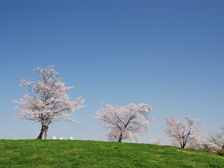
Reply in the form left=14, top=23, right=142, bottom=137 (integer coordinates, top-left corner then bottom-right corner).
left=118, top=133, right=123, bottom=142
left=37, top=124, right=45, bottom=139
left=44, top=125, right=49, bottom=139
left=181, top=142, right=186, bottom=148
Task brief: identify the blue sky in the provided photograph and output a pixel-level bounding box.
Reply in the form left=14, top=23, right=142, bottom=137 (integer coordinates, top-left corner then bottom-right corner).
left=0, top=0, right=223, bottom=145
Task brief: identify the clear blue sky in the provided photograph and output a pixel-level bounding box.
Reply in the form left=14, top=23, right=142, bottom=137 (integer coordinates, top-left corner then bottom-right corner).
left=0, top=0, right=223, bottom=145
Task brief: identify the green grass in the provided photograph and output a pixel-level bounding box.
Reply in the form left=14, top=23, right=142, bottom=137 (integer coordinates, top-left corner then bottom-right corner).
left=0, top=140, right=223, bottom=168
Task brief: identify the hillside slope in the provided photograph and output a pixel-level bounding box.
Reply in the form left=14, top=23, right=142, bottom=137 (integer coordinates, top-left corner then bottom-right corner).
left=0, top=140, right=223, bottom=167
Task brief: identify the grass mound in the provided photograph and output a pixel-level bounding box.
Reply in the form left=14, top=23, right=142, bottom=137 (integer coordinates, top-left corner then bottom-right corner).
left=0, top=139, right=224, bottom=167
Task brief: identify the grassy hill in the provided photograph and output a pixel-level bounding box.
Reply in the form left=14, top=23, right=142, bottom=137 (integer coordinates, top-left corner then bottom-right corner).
left=0, top=139, right=223, bottom=168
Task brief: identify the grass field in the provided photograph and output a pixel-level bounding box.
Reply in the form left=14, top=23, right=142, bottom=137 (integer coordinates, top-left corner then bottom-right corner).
left=0, top=139, right=224, bottom=168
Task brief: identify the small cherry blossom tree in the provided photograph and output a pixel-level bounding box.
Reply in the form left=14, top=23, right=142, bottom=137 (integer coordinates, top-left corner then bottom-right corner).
left=93, top=103, right=155, bottom=142
left=149, top=137, right=162, bottom=145
left=164, top=115, right=205, bottom=148
left=13, top=66, right=85, bottom=139
left=206, top=127, right=224, bottom=149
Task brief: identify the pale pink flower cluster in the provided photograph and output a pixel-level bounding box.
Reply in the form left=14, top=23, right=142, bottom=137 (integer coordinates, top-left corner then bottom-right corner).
left=149, top=137, right=162, bottom=145
left=205, top=127, right=224, bottom=149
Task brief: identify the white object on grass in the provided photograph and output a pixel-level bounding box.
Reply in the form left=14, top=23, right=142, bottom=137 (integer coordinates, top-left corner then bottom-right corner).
left=51, top=136, right=56, bottom=140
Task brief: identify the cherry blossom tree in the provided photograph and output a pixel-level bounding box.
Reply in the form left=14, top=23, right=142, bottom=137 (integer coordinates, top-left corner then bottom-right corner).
left=164, top=115, right=205, bottom=148
left=93, top=103, right=155, bottom=142
left=13, top=66, right=86, bottom=139
left=149, top=137, right=162, bottom=145
left=206, top=127, right=224, bottom=149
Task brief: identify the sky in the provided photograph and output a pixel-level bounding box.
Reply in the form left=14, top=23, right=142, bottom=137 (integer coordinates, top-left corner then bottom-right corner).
left=0, top=0, right=224, bottom=145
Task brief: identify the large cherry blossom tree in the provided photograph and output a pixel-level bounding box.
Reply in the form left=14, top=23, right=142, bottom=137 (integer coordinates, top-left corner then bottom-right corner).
left=164, top=115, right=205, bottom=148
left=93, top=103, right=155, bottom=142
left=13, top=66, right=86, bottom=139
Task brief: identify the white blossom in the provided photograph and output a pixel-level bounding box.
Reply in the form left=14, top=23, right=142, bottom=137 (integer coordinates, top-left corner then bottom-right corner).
left=206, top=127, right=224, bottom=149
left=149, top=137, right=162, bottom=145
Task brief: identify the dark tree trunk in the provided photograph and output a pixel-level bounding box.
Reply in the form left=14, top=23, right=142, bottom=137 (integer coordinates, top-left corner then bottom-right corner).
left=181, top=132, right=190, bottom=148
left=181, top=142, right=186, bottom=149
left=118, top=133, right=123, bottom=142
left=44, top=125, right=49, bottom=139
left=37, top=124, right=45, bottom=139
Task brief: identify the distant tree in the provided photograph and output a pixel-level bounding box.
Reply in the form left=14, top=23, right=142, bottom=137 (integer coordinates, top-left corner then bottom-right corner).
left=164, top=115, right=205, bottom=148
left=206, top=127, right=224, bottom=149
left=93, top=103, right=155, bottom=142
left=13, top=66, right=86, bottom=139
left=149, top=137, right=162, bottom=145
